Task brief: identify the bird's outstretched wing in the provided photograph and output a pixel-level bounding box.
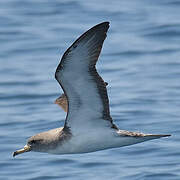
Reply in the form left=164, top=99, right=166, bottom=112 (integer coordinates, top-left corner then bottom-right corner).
left=55, top=22, right=117, bottom=133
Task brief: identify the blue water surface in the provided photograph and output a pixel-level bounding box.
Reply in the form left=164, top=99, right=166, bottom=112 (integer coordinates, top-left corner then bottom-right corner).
left=0, top=0, right=180, bottom=179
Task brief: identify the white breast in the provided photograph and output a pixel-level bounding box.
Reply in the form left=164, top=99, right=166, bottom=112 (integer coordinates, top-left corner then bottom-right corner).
left=49, top=128, right=119, bottom=154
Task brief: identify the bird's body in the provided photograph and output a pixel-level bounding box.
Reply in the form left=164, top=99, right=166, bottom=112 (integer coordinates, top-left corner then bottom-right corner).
left=13, top=22, right=170, bottom=157
left=26, top=127, right=167, bottom=155
left=43, top=127, right=117, bottom=155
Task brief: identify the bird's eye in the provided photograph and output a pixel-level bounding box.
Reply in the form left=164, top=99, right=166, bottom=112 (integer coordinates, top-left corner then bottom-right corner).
left=30, top=140, right=36, bottom=144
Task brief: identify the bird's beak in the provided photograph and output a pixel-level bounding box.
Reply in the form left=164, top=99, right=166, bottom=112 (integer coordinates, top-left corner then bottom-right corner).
left=54, top=99, right=58, bottom=104
left=13, top=144, right=31, bottom=157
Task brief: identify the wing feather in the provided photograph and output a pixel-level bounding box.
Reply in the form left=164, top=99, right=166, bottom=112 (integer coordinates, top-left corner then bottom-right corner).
left=55, top=22, right=117, bottom=132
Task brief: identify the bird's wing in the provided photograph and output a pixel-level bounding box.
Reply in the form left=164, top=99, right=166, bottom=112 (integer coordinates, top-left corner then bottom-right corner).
left=55, top=81, right=108, bottom=113
left=55, top=22, right=117, bottom=133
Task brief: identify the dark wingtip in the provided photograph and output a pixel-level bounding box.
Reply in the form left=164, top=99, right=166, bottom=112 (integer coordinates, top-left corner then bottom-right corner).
left=97, top=21, right=110, bottom=25
left=92, top=21, right=110, bottom=32
left=101, top=21, right=110, bottom=26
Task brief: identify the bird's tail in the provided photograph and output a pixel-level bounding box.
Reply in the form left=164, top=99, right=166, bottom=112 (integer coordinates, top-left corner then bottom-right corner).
left=119, top=130, right=171, bottom=140
left=143, top=134, right=171, bottom=140
left=134, top=133, right=171, bottom=145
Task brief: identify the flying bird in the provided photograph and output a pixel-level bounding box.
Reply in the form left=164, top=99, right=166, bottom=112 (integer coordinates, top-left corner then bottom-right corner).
left=13, top=22, right=170, bottom=157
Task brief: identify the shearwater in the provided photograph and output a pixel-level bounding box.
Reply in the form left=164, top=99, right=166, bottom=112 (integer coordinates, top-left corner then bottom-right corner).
left=13, top=22, right=170, bottom=157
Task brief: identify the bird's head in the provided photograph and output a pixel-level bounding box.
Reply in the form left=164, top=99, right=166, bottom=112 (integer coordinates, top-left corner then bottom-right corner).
left=13, top=136, right=43, bottom=157
left=13, top=128, right=64, bottom=157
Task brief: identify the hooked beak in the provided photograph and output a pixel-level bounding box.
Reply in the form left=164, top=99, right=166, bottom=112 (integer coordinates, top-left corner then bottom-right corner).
left=13, top=145, right=31, bottom=157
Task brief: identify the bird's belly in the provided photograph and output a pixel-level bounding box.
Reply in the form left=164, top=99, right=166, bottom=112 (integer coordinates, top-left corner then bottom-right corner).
left=48, top=129, right=137, bottom=155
